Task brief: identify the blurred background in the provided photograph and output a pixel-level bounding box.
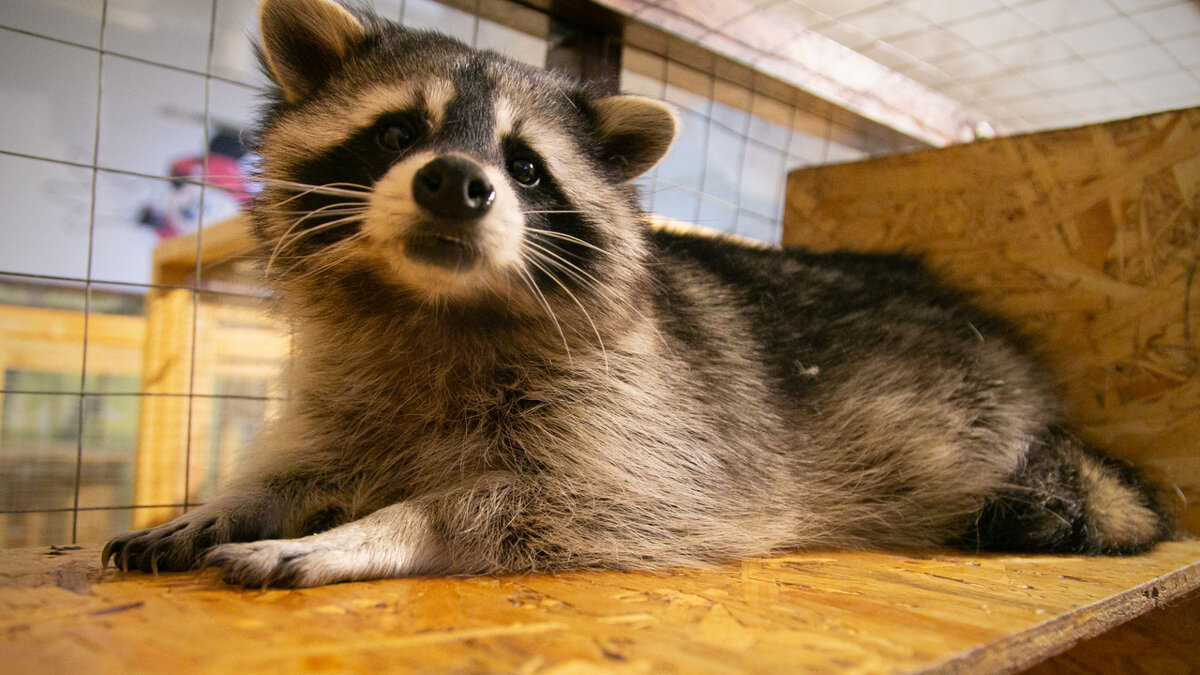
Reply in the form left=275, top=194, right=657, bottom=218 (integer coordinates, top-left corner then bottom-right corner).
left=1, top=0, right=1197, bottom=547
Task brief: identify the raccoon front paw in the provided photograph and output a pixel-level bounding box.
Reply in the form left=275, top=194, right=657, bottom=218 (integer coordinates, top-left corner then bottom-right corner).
left=103, top=512, right=241, bottom=574
left=203, top=539, right=364, bottom=588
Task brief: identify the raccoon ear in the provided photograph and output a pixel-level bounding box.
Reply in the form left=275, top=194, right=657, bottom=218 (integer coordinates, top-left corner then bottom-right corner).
left=258, top=0, right=366, bottom=103
left=592, top=95, right=678, bottom=182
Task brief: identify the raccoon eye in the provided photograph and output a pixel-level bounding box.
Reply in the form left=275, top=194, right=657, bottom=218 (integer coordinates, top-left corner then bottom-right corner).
left=508, top=158, right=540, bottom=187
left=376, top=122, right=416, bottom=153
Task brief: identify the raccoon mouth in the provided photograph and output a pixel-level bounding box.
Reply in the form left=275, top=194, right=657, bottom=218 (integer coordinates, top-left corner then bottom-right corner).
left=403, top=231, right=479, bottom=271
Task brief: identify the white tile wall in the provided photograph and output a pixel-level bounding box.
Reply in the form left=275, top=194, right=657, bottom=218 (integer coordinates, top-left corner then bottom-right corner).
left=1021, top=60, right=1105, bottom=90
left=788, top=129, right=828, bottom=164
left=103, top=0, right=213, bottom=72
left=739, top=141, right=787, bottom=220
left=735, top=211, right=776, bottom=242
left=696, top=196, right=737, bottom=231
left=657, top=109, right=709, bottom=193
left=986, top=35, right=1074, bottom=70
left=0, top=31, right=100, bottom=164
left=403, top=0, right=478, bottom=42
left=210, top=0, right=267, bottom=86
left=96, top=56, right=208, bottom=177
left=208, top=79, right=262, bottom=136
left=664, top=62, right=711, bottom=114
left=0, top=154, right=94, bottom=279
left=700, top=123, right=743, bottom=205
left=0, top=0, right=105, bottom=47
left=653, top=186, right=701, bottom=222
left=476, top=20, right=547, bottom=67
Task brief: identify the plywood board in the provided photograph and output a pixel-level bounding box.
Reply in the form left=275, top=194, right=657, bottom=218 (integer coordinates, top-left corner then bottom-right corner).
left=1, top=542, right=1198, bottom=673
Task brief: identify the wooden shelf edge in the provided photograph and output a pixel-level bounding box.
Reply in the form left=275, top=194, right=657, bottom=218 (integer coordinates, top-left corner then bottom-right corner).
left=932, top=552, right=1200, bottom=674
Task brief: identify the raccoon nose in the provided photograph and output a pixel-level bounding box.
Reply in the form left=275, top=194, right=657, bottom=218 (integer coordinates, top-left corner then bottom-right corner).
left=412, top=156, right=495, bottom=219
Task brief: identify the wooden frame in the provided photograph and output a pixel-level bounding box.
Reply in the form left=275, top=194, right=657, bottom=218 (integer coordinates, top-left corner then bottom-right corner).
left=133, top=217, right=287, bottom=527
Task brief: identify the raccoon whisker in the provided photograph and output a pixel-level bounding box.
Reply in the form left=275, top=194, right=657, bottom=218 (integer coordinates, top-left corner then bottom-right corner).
left=281, top=214, right=366, bottom=248
left=273, top=202, right=367, bottom=237
left=268, top=186, right=371, bottom=206
left=292, top=206, right=371, bottom=223
left=516, top=266, right=569, bottom=356
left=520, top=210, right=586, bottom=215
left=525, top=250, right=609, bottom=373
left=257, top=202, right=370, bottom=224
left=514, top=266, right=572, bottom=363
left=266, top=214, right=365, bottom=280
left=270, top=218, right=362, bottom=273
left=259, top=204, right=370, bottom=217
left=525, top=239, right=671, bottom=352
left=524, top=239, right=593, bottom=276
left=523, top=241, right=606, bottom=297
left=285, top=233, right=370, bottom=284
left=266, top=222, right=316, bottom=279
left=524, top=240, right=636, bottom=308
left=524, top=228, right=617, bottom=259
left=260, top=180, right=373, bottom=206
left=525, top=256, right=594, bottom=300
left=551, top=80, right=579, bottom=111
left=257, top=178, right=373, bottom=195
left=295, top=248, right=362, bottom=283
left=308, top=181, right=372, bottom=192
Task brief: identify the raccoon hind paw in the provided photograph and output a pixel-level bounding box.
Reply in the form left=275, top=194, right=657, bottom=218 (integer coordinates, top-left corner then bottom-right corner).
left=1074, top=447, right=1173, bottom=554
left=960, top=430, right=1173, bottom=556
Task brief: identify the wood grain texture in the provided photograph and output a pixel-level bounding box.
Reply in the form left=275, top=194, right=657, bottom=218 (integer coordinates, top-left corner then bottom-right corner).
left=1, top=542, right=1198, bottom=674
left=783, top=107, right=1200, bottom=534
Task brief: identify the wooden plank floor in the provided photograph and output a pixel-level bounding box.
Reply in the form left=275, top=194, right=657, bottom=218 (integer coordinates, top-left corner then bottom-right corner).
left=2, top=542, right=1198, bottom=674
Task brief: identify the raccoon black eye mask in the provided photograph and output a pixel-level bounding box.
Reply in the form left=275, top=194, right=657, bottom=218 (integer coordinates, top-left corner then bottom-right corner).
left=103, top=0, right=1171, bottom=588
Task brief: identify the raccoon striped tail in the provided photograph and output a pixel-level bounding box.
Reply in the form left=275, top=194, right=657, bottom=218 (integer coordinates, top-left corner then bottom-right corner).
left=963, top=428, right=1173, bottom=555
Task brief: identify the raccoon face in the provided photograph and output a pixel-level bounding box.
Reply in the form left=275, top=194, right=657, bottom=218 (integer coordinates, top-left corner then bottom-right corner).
left=252, top=0, right=677, bottom=313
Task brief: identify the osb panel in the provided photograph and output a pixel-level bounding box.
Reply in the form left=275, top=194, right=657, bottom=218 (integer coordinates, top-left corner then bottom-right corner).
left=1, top=543, right=1198, bottom=673
left=783, top=107, right=1200, bottom=533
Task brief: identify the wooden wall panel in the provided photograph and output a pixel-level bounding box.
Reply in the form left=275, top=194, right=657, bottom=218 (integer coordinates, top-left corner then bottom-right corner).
left=783, top=107, right=1200, bottom=533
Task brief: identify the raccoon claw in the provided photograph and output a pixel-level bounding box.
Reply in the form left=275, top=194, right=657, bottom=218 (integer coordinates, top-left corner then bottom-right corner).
left=102, top=517, right=226, bottom=575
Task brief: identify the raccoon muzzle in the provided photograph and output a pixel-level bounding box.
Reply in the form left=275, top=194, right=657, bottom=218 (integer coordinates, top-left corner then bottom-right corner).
left=403, top=155, right=497, bottom=271
left=413, top=155, right=495, bottom=219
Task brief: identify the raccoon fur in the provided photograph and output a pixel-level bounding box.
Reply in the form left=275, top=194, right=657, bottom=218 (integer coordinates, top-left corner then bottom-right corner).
left=103, top=0, right=1171, bottom=587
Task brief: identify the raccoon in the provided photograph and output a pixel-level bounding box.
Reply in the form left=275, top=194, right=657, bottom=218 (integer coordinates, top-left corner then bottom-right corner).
left=103, top=0, right=1171, bottom=587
